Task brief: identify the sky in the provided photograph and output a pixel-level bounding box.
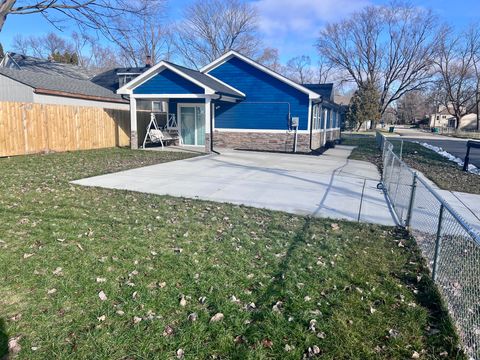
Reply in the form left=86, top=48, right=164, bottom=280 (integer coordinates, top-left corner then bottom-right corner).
left=1, top=0, right=479, bottom=64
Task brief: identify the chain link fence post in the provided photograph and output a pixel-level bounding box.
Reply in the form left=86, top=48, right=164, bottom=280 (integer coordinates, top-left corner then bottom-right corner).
left=405, top=172, right=417, bottom=228
left=432, top=204, right=445, bottom=281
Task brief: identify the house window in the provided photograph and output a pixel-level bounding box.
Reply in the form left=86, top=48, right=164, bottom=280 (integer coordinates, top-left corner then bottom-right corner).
left=119, top=75, right=135, bottom=88
left=436, top=115, right=440, bottom=120
left=312, top=104, right=321, bottom=130
left=152, top=101, right=168, bottom=113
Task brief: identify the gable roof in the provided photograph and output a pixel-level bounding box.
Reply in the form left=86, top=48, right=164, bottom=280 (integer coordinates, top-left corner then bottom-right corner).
left=117, top=60, right=245, bottom=98
left=0, top=67, right=126, bottom=103
left=1, top=52, right=95, bottom=80
left=91, top=67, right=150, bottom=92
left=302, top=83, right=334, bottom=101
left=200, top=51, right=321, bottom=100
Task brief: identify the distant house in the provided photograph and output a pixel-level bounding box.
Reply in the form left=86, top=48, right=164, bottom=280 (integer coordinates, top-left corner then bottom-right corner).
left=114, top=50, right=342, bottom=153
left=0, top=53, right=128, bottom=109
left=429, top=104, right=478, bottom=130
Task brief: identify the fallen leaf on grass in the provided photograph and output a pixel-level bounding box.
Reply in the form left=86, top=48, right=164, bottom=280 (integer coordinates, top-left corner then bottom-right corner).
left=96, top=277, right=106, bottom=283
left=412, top=351, right=420, bottom=359
left=53, top=267, right=63, bottom=276
left=285, top=344, right=294, bottom=352
left=210, top=313, right=224, bottom=323
left=8, top=336, right=22, bottom=355
left=9, top=313, right=22, bottom=322
left=331, top=223, right=340, bottom=231
left=179, top=295, right=187, bottom=307
left=176, top=348, right=185, bottom=359
left=98, top=291, right=107, bottom=301
left=47, top=288, right=57, bottom=295
left=187, top=313, right=198, bottom=322
left=97, top=315, right=106, bottom=322
left=163, top=325, right=174, bottom=336
left=261, top=338, right=273, bottom=348
left=23, top=253, right=34, bottom=259
left=133, top=316, right=142, bottom=324
left=305, top=345, right=321, bottom=357
left=272, top=301, right=283, bottom=313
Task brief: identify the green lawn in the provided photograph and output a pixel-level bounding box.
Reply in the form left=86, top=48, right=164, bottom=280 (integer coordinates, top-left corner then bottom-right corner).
left=0, top=148, right=463, bottom=359
left=343, top=134, right=480, bottom=195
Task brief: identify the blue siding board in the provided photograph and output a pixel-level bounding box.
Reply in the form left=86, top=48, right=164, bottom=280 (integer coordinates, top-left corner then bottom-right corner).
left=208, top=57, right=309, bottom=130
left=134, top=68, right=204, bottom=95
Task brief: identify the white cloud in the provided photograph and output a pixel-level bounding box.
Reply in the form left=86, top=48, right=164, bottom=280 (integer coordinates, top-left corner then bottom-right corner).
left=253, top=0, right=369, bottom=59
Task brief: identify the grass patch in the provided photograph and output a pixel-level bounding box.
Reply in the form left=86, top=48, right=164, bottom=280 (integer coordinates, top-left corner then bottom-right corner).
left=0, top=148, right=463, bottom=359
left=342, top=134, right=480, bottom=194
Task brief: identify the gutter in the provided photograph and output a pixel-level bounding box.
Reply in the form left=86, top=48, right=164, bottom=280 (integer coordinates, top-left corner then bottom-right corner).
left=34, top=88, right=129, bottom=104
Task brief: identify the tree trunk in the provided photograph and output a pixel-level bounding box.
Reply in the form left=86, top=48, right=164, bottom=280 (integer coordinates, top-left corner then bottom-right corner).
left=0, top=0, right=16, bottom=32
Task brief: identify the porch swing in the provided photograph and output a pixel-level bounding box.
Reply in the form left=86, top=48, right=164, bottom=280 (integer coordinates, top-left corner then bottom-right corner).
left=142, top=113, right=180, bottom=149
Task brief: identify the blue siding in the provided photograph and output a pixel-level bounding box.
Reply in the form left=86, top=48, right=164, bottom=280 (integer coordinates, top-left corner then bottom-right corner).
left=134, top=68, right=204, bottom=94
left=208, top=57, right=309, bottom=130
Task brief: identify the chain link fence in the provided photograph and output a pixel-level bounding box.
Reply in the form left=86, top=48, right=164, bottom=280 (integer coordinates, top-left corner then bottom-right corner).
left=376, top=131, right=480, bottom=359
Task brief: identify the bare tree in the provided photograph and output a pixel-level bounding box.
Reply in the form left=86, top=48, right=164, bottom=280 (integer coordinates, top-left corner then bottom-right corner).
left=286, top=55, right=313, bottom=83
left=315, top=58, right=334, bottom=84
left=434, top=26, right=480, bottom=129
left=0, top=0, right=150, bottom=38
left=317, top=2, right=441, bottom=118
left=108, top=0, right=170, bottom=67
left=256, top=47, right=283, bottom=73
left=12, top=33, right=73, bottom=59
left=173, top=0, right=260, bottom=69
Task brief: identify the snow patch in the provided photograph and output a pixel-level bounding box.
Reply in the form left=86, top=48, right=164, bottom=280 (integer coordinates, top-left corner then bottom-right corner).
left=416, top=142, right=480, bottom=175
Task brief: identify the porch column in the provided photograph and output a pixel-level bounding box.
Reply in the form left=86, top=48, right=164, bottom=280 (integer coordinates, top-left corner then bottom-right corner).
left=205, top=97, right=212, bottom=152
left=130, top=96, right=138, bottom=149
left=322, top=108, right=328, bottom=146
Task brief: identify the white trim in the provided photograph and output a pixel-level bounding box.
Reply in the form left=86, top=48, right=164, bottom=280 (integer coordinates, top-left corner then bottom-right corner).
left=201, top=51, right=322, bottom=100
left=214, top=128, right=310, bottom=134
left=205, top=97, right=211, bottom=134
left=117, top=61, right=216, bottom=95
left=177, top=103, right=206, bottom=146
left=203, top=72, right=246, bottom=97
left=130, top=97, right=137, bottom=149
left=132, top=94, right=213, bottom=99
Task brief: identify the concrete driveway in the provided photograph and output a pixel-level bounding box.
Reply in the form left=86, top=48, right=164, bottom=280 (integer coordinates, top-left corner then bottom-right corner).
left=72, top=146, right=395, bottom=225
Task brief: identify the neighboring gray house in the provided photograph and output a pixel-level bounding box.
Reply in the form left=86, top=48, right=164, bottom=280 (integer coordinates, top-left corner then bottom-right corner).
left=0, top=53, right=128, bottom=109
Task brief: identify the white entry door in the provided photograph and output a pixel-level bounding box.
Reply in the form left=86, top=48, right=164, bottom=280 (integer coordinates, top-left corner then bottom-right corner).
left=179, top=104, right=205, bottom=146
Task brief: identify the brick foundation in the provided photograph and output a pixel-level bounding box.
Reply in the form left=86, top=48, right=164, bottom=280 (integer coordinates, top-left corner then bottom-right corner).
left=205, top=129, right=340, bottom=153
left=131, top=130, right=138, bottom=150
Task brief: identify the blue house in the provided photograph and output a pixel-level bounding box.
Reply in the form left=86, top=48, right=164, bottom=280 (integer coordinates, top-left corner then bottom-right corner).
left=117, top=51, right=341, bottom=152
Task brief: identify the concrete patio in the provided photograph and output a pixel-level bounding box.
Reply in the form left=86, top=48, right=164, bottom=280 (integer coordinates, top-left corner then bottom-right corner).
left=72, top=146, right=396, bottom=225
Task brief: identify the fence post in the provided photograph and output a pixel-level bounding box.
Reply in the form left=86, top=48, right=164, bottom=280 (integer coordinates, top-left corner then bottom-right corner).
left=405, top=172, right=417, bottom=228
left=399, top=140, right=404, bottom=160
left=432, top=204, right=445, bottom=281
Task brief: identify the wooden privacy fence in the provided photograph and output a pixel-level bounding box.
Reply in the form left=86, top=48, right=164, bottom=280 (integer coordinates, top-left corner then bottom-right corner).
left=0, top=102, right=132, bottom=157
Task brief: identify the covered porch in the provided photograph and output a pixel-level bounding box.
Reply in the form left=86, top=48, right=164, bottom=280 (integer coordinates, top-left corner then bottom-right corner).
left=116, top=60, right=245, bottom=152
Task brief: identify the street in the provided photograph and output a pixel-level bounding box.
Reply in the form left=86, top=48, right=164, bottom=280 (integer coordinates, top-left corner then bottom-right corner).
left=393, top=128, right=480, bottom=168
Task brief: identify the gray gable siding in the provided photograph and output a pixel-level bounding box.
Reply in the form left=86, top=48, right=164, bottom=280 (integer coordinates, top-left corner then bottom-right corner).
left=0, top=75, right=34, bottom=102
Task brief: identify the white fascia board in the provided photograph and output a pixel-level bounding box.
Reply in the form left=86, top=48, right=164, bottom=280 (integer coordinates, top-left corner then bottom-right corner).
left=201, top=50, right=321, bottom=100
left=132, top=94, right=214, bottom=99
left=117, top=61, right=215, bottom=95
left=203, top=72, right=245, bottom=97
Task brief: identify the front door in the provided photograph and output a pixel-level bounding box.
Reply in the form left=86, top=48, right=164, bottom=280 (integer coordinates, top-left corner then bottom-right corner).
left=179, top=105, right=205, bottom=146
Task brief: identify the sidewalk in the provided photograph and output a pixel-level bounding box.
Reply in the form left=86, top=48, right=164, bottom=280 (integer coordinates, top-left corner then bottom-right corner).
left=415, top=173, right=480, bottom=234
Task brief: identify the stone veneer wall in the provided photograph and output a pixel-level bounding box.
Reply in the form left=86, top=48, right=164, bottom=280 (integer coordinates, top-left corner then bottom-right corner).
left=205, top=129, right=340, bottom=153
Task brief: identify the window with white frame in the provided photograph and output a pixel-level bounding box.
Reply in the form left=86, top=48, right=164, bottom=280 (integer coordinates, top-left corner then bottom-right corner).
left=312, top=104, right=320, bottom=130
left=152, top=101, right=168, bottom=113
